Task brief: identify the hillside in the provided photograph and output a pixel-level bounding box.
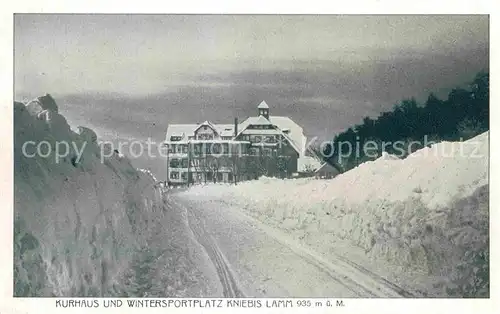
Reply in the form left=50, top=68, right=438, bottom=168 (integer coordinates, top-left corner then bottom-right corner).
left=13, top=95, right=209, bottom=297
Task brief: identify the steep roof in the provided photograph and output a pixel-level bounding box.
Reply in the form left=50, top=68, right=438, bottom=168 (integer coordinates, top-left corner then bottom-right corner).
left=237, top=115, right=305, bottom=155
left=270, top=116, right=306, bottom=154
left=239, top=129, right=282, bottom=135
left=257, top=100, right=269, bottom=109
left=164, top=100, right=307, bottom=156
left=253, top=115, right=273, bottom=125
left=165, top=124, right=198, bottom=141
left=165, top=122, right=236, bottom=141
left=216, top=124, right=236, bottom=137
left=193, top=120, right=218, bottom=134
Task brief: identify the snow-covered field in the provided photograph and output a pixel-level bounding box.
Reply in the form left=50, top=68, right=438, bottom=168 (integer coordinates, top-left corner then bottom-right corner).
left=14, top=95, right=211, bottom=297
left=183, top=132, right=489, bottom=297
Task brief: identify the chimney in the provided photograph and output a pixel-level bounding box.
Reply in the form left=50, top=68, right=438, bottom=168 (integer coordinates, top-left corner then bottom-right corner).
left=234, top=117, right=238, bottom=138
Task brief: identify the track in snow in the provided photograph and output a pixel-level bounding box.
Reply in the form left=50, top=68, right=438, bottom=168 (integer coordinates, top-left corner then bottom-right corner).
left=228, top=206, right=412, bottom=298
left=184, top=201, right=245, bottom=297
left=170, top=194, right=416, bottom=298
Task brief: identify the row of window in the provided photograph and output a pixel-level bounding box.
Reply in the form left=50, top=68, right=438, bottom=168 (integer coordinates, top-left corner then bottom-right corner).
left=169, top=158, right=189, bottom=168
left=240, top=134, right=281, bottom=144
left=197, top=134, right=214, bottom=140
left=170, top=171, right=187, bottom=180
left=247, top=124, right=274, bottom=130
left=169, top=148, right=287, bottom=165
left=249, top=147, right=278, bottom=156
left=168, top=144, right=189, bottom=154
left=168, top=143, right=249, bottom=155
left=170, top=158, right=236, bottom=168
left=170, top=171, right=233, bottom=182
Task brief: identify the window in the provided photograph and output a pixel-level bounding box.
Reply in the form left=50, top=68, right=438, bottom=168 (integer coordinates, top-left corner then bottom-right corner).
left=181, top=158, right=188, bottom=168
left=181, top=172, right=187, bottom=181
left=194, top=144, right=202, bottom=155
left=251, top=135, right=262, bottom=143
left=241, top=145, right=248, bottom=154
left=198, top=134, right=214, bottom=140
left=264, top=135, right=276, bottom=143
left=170, top=171, right=179, bottom=179
left=169, top=159, right=179, bottom=168
left=212, top=143, right=222, bottom=154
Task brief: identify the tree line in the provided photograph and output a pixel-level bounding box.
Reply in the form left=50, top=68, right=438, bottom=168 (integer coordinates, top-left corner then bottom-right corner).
left=322, top=71, right=489, bottom=171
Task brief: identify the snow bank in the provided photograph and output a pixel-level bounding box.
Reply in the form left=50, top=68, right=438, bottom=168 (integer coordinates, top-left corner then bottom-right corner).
left=182, top=132, right=489, bottom=297
left=14, top=96, right=169, bottom=296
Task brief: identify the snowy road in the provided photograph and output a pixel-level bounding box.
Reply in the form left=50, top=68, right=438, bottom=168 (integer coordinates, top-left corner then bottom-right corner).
left=167, top=192, right=414, bottom=298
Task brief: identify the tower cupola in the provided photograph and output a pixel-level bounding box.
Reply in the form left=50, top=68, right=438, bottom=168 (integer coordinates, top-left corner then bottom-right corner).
left=257, top=100, right=270, bottom=119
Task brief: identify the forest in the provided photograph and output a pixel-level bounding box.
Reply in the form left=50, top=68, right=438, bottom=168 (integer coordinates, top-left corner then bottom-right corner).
left=322, top=71, right=489, bottom=171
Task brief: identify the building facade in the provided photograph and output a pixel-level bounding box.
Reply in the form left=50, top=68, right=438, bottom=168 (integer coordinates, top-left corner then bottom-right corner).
left=164, top=101, right=319, bottom=185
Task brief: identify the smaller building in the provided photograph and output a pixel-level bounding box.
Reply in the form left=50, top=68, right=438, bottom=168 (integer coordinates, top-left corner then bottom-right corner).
left=315, top=162, right=342, bottom=179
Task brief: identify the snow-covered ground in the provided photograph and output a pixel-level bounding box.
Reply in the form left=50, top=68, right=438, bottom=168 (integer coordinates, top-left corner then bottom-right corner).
left=172, top=191, right=417, bottom=297
left=13, top=94, right=489, bottom=298
left=14, top=95, right=213, bottom=297
left=182, top=132, right=489, bottom=297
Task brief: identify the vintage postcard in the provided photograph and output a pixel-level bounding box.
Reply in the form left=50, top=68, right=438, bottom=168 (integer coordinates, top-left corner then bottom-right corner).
left=2, top=4, right=496, bottom=314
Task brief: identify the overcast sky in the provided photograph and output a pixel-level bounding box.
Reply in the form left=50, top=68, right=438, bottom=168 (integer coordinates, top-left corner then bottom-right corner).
left=15, top=15, right=489, bottom=96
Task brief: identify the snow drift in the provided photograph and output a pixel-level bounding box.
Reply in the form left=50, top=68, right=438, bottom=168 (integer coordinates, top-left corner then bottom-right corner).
left=13, top=95, right=203, bottom=296
left=183, top=132, right=489, bottom=297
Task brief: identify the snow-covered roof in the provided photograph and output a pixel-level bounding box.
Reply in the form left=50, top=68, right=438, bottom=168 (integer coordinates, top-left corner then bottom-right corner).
left=165, top=102, right=307, bottom=156
left=270, top=116, right=306, bottom=153
left=165, top=124, right=198, bottom=141
left=240, top=129, right=282, bottom=135
left=255, top=115, right=273, bottom=125
left=165, top=122, right=237, bottom=141
left=238, top=116, right=304, bottom=147
left=216, top=124, right=236, bottom=137
left=236, top=115, right=304, bottom=155
left=257, top=101, right=269, bottom=109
